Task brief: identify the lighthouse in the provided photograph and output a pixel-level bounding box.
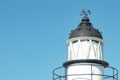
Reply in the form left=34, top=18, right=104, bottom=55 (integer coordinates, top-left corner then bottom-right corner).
left=53, top=10, right=119, bottom=80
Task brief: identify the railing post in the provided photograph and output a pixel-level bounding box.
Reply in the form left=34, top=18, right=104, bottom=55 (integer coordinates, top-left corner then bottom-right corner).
left=65, top=68, right=67, bottom=80
left=117, top=73, right=118, bottom=80
left=60, top=76, right=61, bottom=80
left=53, top=70, right=54, bottom=80
left=91, top=64, right=93, bottom=80
left=113, top=68, right=114, bottom=80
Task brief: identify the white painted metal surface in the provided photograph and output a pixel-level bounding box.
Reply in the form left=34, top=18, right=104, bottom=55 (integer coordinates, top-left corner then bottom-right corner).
left=67, top=37, right=104, bottom=61
left=67, top=63, right=104, bottom=80
left=67, top=37, right=104, bottom=80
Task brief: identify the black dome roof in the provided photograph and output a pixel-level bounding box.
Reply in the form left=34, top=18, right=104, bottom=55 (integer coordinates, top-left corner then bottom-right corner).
left=69, top=16, right=103, bottom=39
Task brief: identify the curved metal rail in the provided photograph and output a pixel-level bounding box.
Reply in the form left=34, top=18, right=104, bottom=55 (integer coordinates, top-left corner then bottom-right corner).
left=53, top=64, right=119, bottom=80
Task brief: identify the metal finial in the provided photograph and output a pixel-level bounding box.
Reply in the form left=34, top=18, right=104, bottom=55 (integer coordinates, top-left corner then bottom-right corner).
left=80, top=9, right=91, bottom=17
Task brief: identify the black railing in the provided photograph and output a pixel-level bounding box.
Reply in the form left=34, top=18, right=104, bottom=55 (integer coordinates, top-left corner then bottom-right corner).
left=53, top=64, right=119, bottom=80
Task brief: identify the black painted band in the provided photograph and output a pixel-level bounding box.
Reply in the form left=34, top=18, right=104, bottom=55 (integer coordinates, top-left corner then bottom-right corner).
left=63, top=59, right=109, bottom=68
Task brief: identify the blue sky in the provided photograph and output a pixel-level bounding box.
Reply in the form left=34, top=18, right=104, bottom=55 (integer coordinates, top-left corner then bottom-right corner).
left=0, top=0, right=120, bottom=80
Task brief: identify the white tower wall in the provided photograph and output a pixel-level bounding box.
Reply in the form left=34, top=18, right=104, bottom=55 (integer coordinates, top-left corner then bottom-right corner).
left=67, top=63, right=104, bottom=80
left=66, top=37, right=105, bottom=80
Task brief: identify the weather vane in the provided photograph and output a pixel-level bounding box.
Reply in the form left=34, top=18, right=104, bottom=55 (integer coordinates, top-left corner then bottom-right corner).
left=80, top=9, right=91, bottom=17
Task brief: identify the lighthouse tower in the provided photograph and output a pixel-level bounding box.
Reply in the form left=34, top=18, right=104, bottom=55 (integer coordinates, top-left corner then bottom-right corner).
left=53, top=10, right=119, bottom=80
